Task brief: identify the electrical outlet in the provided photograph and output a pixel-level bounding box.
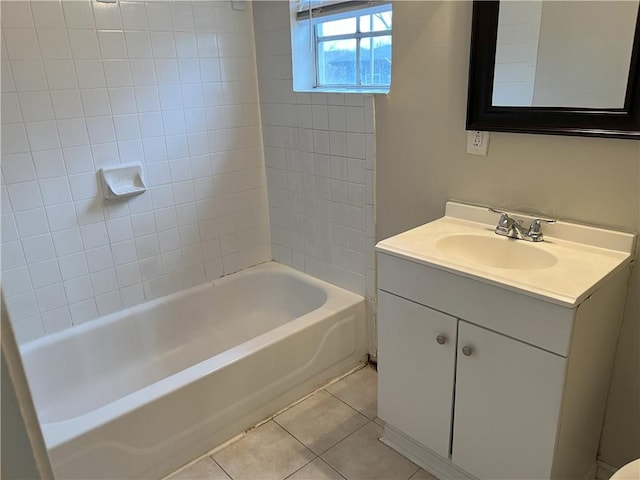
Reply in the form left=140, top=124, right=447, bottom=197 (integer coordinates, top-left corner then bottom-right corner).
left=466, top=130, right=489, bottom=155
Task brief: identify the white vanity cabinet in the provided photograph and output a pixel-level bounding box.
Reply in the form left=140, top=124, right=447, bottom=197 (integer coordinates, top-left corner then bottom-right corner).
left=451, top=321, right=566, bottom=479
left=375, top=202, right=636, bottom=480
left=378, top=288, right=567, bottom=479
left=377, top=291, right=457, bottom=459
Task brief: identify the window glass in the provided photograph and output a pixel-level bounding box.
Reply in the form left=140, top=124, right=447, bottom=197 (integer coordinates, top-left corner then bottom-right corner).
left=318, top=39, right=357, bottom=85
left=311, top=4, right=392, bottom=88
left=359, top=11, right=392, bottom=33
left=359, top=36, right=392, bottom=86
left=317, top=17, right=356, bottom=37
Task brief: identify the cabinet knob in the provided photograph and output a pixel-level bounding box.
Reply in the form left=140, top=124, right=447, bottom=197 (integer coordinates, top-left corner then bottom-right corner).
left=462, top=345, right=473, bottom=356
left=436, top=335, right=446, bottom=345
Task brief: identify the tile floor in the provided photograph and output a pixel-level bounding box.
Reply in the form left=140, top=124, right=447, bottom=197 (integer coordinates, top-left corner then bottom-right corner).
left=167, top=364, right=437, bottom=480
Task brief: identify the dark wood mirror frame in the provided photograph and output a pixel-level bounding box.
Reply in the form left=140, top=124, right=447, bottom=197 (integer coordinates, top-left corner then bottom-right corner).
left=466, top=1, right=640, bottom=140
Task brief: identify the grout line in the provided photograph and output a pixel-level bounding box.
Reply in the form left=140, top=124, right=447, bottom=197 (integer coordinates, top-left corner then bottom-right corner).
left=191, top=362, right=369, bottom=461
left=318, top=457, right=348, bottom=480
left=255, top=361, right=368, bottom=427
left=319, top=418, right=421, bottom=480
left=281, top=456, right=318, bottom=480
left=166, top=362, right=371, bottom=479
left=406, top=466, right=423, bottom=480
left=324, top=364, right=378, bottom=420
left=160, top=452, right=215, bottom=480
left=276, top=404, right=366, bottom=458
left=269, top=419, right=319, bottom=464
left=211, top=418, right=320, bottom=480
left=271, top=415, right=325, bottom=457
left=324, top=387, right=372, bottom=421
left=318, top=418, right=375, bottom=458
left=283, top=457, right=347, bottom=480
left=210, top=455, right=234, bottom=480
left=202, top=428, right=249, bottom=459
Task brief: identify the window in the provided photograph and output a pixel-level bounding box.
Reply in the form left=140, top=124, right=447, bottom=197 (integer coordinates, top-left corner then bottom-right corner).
left=292, top=1, right=392, bottom=92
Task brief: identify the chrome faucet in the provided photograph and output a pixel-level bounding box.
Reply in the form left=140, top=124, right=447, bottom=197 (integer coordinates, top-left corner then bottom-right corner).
left=488, top=208, right=555, bottom=242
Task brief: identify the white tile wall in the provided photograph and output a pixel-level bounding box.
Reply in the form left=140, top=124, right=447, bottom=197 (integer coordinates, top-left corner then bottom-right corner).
left=252, top=2, right=376, bottom=303
left=1, top=0, right=270, bottom=343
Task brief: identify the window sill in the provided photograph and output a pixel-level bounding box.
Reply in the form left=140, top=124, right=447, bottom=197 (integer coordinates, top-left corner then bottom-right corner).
left=294, top=87, right=390, bottom=95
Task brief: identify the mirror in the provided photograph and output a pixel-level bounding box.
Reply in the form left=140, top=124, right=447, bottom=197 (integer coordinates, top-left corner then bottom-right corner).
left=467, top=0, right=640, bottom=139
left=493, top=1, right=638, bottom=109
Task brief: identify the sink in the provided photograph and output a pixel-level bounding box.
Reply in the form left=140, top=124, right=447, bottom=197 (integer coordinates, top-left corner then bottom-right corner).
left=435, top=234, right=558, bottom=270
left=375, top=201, right=636, bottom=306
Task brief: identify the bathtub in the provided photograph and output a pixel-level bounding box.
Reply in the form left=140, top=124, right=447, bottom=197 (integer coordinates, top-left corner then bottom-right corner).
left=20, top=262, right=366, bottom=479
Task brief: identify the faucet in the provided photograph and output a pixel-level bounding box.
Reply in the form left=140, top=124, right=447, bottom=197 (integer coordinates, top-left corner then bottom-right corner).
left=488, top=208, right=555, bottom=242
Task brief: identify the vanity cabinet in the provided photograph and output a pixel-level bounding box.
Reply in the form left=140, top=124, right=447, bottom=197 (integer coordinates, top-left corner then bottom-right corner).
left=452, top=321, right=565, bottom=479
left=378, top=289, right=567, bottom=479
left=375, top=202, right=635, bottom=479
left=377, top=291, right=457, bottom=458
left=376, top=244, right=633, bottom=479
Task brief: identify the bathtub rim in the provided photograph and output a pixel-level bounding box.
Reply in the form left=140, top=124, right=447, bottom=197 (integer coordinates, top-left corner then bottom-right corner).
left=21, top=261, right=344, bottom=356
left=24, top=262, right=365, bottom=449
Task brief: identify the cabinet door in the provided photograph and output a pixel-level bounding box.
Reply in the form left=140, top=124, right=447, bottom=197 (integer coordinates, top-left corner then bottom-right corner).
left=452, top=321, right=567, bottom=479
left=377, top=290, right=457, bottom=457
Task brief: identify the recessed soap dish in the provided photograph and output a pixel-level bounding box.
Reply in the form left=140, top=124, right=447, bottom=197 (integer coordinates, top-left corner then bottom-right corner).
left=99, top=165, right=147, bottom=200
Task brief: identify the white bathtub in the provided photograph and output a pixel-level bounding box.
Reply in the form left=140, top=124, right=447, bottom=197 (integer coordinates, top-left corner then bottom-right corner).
left=20, top=262, right=366, bottom=479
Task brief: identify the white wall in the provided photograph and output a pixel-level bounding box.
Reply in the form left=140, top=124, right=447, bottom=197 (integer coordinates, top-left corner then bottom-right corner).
left=375, top=1, right=639, bottom=468
left=1, top=0, right=271, bottom=343
left=252, top=2, right=377, bottom=352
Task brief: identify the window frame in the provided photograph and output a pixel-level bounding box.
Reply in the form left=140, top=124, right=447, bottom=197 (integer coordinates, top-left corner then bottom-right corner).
left=312, top=3, right=392, bottom=89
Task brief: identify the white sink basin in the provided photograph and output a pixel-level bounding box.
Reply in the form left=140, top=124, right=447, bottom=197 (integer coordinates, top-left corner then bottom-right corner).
left=436, top=234, right=557, bottom=270
left=375, top=201, right=636, bottom=306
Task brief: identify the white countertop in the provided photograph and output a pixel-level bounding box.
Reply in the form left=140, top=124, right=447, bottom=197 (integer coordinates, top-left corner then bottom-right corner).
left=375, top=202, right=637, bottom=307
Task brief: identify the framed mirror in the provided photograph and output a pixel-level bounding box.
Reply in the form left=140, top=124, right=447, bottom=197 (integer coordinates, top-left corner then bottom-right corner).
left=467, top=1, right=640, bottom=140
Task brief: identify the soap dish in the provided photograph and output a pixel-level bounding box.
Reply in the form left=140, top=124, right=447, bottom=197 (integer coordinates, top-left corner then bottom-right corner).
left=99, top=165, right=147, bottom=200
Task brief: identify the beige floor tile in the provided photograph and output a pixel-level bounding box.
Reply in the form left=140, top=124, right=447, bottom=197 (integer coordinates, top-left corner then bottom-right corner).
left=409, top=468, right=439, bottom=480
left=286, top=458, right=345, bottom=480
left=321, top=422, right=419, bottom=480
left=275, top=390, right=369, bottom=455
left=326, top=365, right=377, bottom=419
left=213, top=421, right=315, bottom=480
left=373, top=417, right=385, bottom=427
left=168, top=457, right=230, bottom=480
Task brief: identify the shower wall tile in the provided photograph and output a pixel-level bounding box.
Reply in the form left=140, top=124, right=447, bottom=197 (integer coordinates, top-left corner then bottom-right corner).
left=253, top=1, right=376, bottom=301
left=1, top=0, right=270, bottom=344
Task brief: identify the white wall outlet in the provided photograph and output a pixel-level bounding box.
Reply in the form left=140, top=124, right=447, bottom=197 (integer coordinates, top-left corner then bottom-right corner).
left=466, top=130, right=490, bottom=155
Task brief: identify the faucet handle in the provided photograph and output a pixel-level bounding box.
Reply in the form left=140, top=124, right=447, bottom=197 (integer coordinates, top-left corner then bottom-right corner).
left=488, top=207, right=510, bottom=223
left=528, top=218, right=556, bottom=241
left=488, top=207, right=519, bottom=221
left=488, top=207, right=507, bottom=215
left=488, top=207, right=515, bottom=235
left=488, top=207, right=521, bottom=226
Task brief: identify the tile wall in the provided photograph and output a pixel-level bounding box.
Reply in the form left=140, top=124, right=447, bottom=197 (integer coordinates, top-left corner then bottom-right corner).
left=252, top=2, right=376, bottom=352
left=1, top=0, right=271, bottom=343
